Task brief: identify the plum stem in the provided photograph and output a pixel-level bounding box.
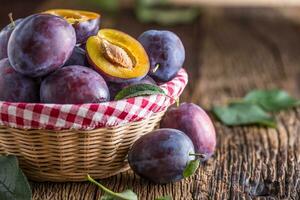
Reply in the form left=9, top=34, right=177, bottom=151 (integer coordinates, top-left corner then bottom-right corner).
left=8, top=13, right=15, bottom=27
left=152, top=63, right=160, bottom=73
left=175, top=98, right=180, bottom=107
left=189, top=153, right=206, bottom=159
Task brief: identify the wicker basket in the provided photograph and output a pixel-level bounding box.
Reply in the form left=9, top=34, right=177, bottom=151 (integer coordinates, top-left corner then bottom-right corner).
left=0, top=111, right=165, bottom=182
left=0, top=69, right=187, bottom=182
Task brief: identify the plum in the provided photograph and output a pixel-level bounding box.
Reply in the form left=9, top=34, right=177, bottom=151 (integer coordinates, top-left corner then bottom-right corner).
left=64, top=46, right=88, bottom=67
left=86, top=29, right=150, bottom=83
left=40, top=65, right=109, bottom=104
left=128, top=128, right=195, bottom=184
left=0, top=18, right=23, bottom=60
left=44, top=9, right=100, bottom=44
left=108, top=75, right=156, bottom=99
left=138, top=30, right=185, bottom=82
left=0, top=58, right=39, bottom=102
left=8, top=14, right=76, bottom=77
left=161, top=103, right=216, bottom=161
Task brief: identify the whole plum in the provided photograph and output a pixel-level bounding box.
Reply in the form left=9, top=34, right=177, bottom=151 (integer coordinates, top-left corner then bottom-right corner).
left=138, top=30, right=185, bottom=82
left=161, top=103, right=216, bottom=161
left=128, top=128, right=195, bottom=184
left=0, top=18, right=23, bottom=60
left=64, top=46, right=88, bottom=67
left=40, top=65, right=110, bottom=104
left=108, top=76, right=156, bottom=100
left=8, top=14, right=76, bottom=77
left=0, top=58, right=39, bottom=102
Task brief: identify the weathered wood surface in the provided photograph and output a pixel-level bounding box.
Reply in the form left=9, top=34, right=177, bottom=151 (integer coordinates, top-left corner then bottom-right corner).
left=1, top=2, right=300, bottom=199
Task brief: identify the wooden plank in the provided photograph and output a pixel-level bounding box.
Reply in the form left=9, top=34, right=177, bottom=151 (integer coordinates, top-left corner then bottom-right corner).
left=28, top=3, right=300, bottom=199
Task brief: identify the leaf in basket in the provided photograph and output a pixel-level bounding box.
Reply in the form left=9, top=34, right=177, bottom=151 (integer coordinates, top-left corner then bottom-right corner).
left=114, top=84, right=166, bottom=100
left=0, top=155, right=32, bottom=200
left=87, top=175, right=138, bottom=200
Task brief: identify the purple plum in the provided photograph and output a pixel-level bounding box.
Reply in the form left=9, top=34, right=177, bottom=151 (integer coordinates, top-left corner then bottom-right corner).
left=0, top=58, right=39, bottom=102
left=0, top=18, right=23, bottom=60
left=40, top=65, right=110, bottom=104
left=138, top=30, right=185, bottom=82
left=8, top=14, right=76, bottom=77
left=128, top=128, right=195, bottom=184
left=161, top=103, right=216, bottom=161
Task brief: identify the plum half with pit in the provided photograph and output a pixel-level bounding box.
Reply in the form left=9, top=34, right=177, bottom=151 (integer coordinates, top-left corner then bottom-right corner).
left=108, top=75, right=156, bottom=99
left=87, top=29, right=150, bottom=83
left=128, top=128, right=195, bottom=184
left=8, top=14, right=76, bottom=77
left=161, top=103, right=216, bottom=161
left=44, top=9, right=100, bottom=44
left=40, top=65, right=109, bottom=104
left=0, top=58, right=39, bottom=102
left=0, top=18, right=23, bottom=60
left=138, top=30, right=185, bottom=82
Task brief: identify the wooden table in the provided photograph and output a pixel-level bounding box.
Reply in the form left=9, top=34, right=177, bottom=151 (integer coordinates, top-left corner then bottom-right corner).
left=1, top=1, right=300, bottom=199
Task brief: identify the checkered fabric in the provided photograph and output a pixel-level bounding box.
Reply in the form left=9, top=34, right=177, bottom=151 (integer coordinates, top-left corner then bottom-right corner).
left=0, top=69, right=188, bottom=130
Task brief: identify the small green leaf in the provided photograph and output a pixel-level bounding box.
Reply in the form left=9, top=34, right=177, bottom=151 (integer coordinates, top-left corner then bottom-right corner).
left=155, top=195, right=172, bottom=200
left=183, top=159, right=200, bottom=178
left=87, top=175, right=137, bottom=200
left=0, top=155, right=32, bottom=200
left=244, top=89, right=299, bottom=112
left=212, top=102, right=277, bottom=128
left=114, top=84, right=166, bottom=100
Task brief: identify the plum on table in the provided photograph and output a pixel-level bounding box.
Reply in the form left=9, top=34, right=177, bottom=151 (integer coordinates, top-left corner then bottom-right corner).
left=138, top=30, right=185, bottom=82
left=128, top=128, right=195, bottom=184
left=44, top=9, right=100, bottom=44
left=161, top=103, right=216, bottom=161
left=40, top=65, right=110, bottom=104
left=0, top=58, right=39, bottom=102
left=86, top=29, right=150, bottom=83
left=8, top=14, right=76, bottom=77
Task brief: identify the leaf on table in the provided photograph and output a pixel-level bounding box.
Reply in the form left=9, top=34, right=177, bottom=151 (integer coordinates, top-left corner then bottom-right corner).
left=155, top=195, right=173, bottom=200
left=87, top=175, right=138, bottom=200
left=0, top=155, right=32, bottom=200
left=244, top=89, right=299, bottom=112
left=212, top=102, right=277, bottom=128
left=114, top=84, right=166, bottom=100
left=183, top=159, right=200, bottom=178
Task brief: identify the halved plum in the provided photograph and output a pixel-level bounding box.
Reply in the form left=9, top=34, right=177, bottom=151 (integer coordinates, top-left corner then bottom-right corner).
left=44, top=9, right=100, bottom=44
left=86, top=29, right=150, bottom=83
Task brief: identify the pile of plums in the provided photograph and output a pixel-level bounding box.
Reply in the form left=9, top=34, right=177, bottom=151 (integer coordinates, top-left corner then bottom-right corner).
left=128, top=103, right=216, bottom=184
left=0, top=9, right=185, bottom=104
left=0, top=9, right=217, bottom=185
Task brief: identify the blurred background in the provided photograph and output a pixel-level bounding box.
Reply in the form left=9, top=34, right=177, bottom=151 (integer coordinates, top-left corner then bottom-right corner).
left=2, top=0, right=300, bottom=101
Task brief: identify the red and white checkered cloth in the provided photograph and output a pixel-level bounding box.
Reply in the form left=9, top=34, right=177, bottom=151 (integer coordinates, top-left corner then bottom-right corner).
left=0, top=69, right=188, bottom=130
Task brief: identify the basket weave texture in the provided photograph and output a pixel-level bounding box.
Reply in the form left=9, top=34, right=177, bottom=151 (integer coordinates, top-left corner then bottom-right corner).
left=0, top=69, right=188, bottom=182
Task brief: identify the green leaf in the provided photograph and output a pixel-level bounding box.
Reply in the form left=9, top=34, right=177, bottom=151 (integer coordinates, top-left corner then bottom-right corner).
left=155, top=195, right=172, bottom=200
left=244, top=89, right=299, bottom=112
left=183, top=159, right=200, bottom=178
left=136, top=6, right=199, bottom=26
left=114, top=84, right=166, bottom=100
left=87, top=175, right=138, bottom=200
left=212, top=102, right=277, bottom=128
left=0, top=155, right=32, bottom=200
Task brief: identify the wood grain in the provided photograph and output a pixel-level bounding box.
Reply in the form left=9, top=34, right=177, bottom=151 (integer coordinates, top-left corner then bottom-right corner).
left=25, top=5, right=300, bottom=200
